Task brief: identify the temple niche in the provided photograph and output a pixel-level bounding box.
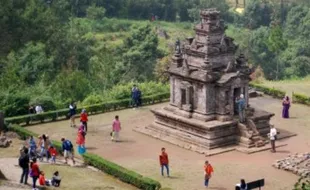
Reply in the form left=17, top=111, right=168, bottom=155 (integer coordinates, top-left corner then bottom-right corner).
left=135, top=9, right=295, bottom=154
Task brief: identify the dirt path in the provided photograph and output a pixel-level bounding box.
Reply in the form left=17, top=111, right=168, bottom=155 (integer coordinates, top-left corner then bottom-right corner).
left=26, top=97, right=310, bottom=190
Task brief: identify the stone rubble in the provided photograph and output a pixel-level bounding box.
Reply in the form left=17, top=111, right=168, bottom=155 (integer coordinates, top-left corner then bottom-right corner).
left=272, top=153, right=310, bottom=178
left=0, top=135, right=12, bottom=148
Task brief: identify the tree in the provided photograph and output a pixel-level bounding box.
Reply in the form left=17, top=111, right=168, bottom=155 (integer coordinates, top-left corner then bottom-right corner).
left=116, top=24, right=161, bottom=82
left=86, top=4, right=106, bottom=20
left=266, top=25, right=287, bottom=80
left=284, top=5, right=309, bottom=38
left=243, top=0, right=273, bottom=29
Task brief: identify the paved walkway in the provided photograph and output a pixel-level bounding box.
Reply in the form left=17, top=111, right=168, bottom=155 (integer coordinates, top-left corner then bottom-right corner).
left=26, top=96, right=310, bottom=190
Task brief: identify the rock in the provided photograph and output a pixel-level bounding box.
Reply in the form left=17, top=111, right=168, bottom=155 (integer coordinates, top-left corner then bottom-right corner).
left=0, top=135, right=11, bottom=148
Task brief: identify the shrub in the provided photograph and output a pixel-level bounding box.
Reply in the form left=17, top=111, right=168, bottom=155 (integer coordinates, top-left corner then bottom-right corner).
left=1, top=93, right=30, bottom=117
left=82, top=153, right=161, bottom=190
left=250, top=83, right=285, bottom=99
left=82, top=94, right=104, bottom=106
left=293, top=177, right=310, bottom=190
left=293, top=93, right=310, bottom=105
left=30, top=95, right=57, bottom=111
left=5, top=93, right=170, bottom=125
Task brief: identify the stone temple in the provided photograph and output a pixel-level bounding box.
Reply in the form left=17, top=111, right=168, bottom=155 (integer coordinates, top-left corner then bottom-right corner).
left=135, top=9, right=295, bottom=155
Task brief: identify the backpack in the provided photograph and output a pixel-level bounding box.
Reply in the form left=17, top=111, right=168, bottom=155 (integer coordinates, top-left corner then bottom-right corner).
left=65, top=140, right=73, bottom=150
left=18, top=156, right=23, bottom=167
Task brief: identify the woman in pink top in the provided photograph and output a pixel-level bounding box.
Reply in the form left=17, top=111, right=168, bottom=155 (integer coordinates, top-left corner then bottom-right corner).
left=112, top=115, right=121, bottom=142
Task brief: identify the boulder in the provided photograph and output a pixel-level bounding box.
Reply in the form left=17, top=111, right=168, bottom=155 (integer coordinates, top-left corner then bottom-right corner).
left=0, top=135, right=11, bottom=148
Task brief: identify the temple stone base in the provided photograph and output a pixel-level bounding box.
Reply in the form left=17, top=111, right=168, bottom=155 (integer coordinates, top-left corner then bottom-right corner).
left=134, top=107, right=296, bottom=156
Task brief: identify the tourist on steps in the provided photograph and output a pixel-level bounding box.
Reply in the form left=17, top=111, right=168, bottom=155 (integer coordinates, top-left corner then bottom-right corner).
left=159, top=147, right=169, bottom=177
left=61, top=138, right=75, bottom=165
left=30, top=158, right=40, bottom=190
left=268, top=125, right=277, bottom=153
left=111, top=115, right=121, bottom=142
left=204, top=160, right=214, bottom=188
left=282, top=95, right=290, bottom=119
left=236, top=94, right=246, bottom=123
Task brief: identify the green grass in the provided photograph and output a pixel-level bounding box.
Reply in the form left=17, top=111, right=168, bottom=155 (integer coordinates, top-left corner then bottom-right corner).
left=261, top=76, right=310, bottom=96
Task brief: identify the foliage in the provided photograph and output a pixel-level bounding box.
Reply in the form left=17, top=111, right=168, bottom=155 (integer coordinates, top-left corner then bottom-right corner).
left=86, top=4, right=106, bottom=20
left=292, top=93, right=310, bottom=106
left=293, top=177, right=310, bottom=190
left=82, top=153, right=161, bottom=190
left=250, top=83, right=286, bottom=99
left=154, top=56, right=171, bottom=82
left=243, top=0, right=273, bottom=29
left=0, top=93, right=30, bottom=117
left=5, top=92, right=170, bottom=125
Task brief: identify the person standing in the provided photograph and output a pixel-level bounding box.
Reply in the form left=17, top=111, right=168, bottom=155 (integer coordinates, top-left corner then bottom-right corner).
left=269, top=125, right=277, bottom=153
left=28, top=136, right=37, bottom=159
left=159, top=147, right=169, bottom=177
left=282, top=95, right=290, bottom=118
left=111, top=115, right=121, bottom=142
left=76, top=125, right=86, bottom=147
left=19, top=148, right=30, bottom=185
left=61, top=138, right=75, bottom=165
left=236, top=94, right=246, bottom=123
left=131, top=85, right=138, bottom=109
left=69, top=102, right=77, bottom=127
left=35, top=105, right=43, bottom=114
left=204, top=160, right=214, bottom=188
left=30, top=158, right=40, bottom=190
left=137, top=87, right=142, bottom=107
left=80, top=109, right=88, bottom=132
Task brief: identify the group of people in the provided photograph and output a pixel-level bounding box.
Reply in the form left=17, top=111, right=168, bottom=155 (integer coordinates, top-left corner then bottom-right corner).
left=159, top=147, right=215, bottom=188
left=28, top=105, right=44, bottom=114
left=19, top=147, right=61, bottom=190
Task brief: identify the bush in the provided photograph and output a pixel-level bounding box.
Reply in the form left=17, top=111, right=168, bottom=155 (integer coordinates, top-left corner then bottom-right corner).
left=82, top=94, right=104, bottom=106
left=250, top=83, right=285, bottom=99
left=1, top=93, right=30, bottom=117
left=5, top=92, right=170, bottom=125
left=30, top=95, right=57, bottom=111
left=293, top=177, right=310, bottom=190
left=82, top=153, right=161, bottom=190
left=293, top=93, right=310, bottom=106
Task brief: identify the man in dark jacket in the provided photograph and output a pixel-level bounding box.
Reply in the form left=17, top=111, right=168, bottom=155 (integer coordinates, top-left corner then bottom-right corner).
left=19, top=148, right=30, bottom=184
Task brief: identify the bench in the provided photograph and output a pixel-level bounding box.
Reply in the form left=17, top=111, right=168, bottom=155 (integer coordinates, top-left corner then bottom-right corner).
left=235, top=179, right=265, bottom=190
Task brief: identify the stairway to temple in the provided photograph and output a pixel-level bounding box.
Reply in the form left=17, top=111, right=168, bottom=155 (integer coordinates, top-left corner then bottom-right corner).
left=237, top=119, right=267, bottom=148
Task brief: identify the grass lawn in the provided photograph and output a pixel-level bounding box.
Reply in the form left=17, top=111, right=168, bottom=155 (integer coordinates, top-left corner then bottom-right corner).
left=261, top=76, right=310, bottom=96
left=38, top=164, right=138, bottom=190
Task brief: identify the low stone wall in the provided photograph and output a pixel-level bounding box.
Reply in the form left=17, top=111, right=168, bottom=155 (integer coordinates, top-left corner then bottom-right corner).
left=272, top=153, right=310, bottom=178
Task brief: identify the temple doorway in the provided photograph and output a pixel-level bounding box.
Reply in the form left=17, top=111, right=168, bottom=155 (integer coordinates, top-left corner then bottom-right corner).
left=234, top=88, right=241, bottom=115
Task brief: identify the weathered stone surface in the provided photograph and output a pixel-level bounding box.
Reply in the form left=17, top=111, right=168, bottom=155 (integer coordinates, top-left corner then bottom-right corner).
left=0, top=135, right=12, bottom=148
left=135, top=8, right=294, bottom=155
left=272, top=153, right=310, bottom=178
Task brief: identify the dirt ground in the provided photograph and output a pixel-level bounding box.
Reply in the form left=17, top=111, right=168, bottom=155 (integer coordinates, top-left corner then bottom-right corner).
left=25, top=96, right=310, bottom=190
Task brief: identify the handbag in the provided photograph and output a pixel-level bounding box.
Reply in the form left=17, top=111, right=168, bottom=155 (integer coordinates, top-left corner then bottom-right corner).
left=29, top=169, right=34, bottom=177
left=77, top=145, right=86, bottom=154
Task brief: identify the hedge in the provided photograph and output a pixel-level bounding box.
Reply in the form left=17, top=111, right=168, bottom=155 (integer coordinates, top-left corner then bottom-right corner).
left=5, top=92, right=170, bottom=126
left=292, top=92, right=310, bottom=106
left=250, top=83, right=286, bottom=99
left=8, top=125, right=162, bottom=190
left=82, top=153, right=161, bottom=190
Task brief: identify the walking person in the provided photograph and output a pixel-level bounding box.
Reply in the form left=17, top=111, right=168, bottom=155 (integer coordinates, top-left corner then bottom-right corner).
left=61, top=138, right=75, bottom=165
left=282, top=95, right=290, bottom=118
left=48, top=146, right=57, bottom=164
left=19, top=148, right=30, bottom=185
left=235, top=94, right=246, bottom=123
left=76, top=125, right=86, bottom=147
left=159, top=147, right=170, bottom=177
left=111, top=115, right=121, bottom=142
left=28, top=136, right=37, bottom=159
left=30, top=158, right=40, bottom=190
left=204, top=160, right=214, bottom=188
left=69, top=102, right=77, bottom=127
left=80, top=109, right=88, bottom=132
left=268, top=125, right=277, bottom=153
left=40, top=134, right=50, bottom=162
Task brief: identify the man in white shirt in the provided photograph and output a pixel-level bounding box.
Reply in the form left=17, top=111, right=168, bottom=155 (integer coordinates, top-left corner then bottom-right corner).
left=35, top=105, right=43, bottom=114
left=268, top=125, right=277, bottom=152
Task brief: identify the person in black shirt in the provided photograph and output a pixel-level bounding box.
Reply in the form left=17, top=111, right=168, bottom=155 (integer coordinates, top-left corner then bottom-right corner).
left=19, top=148, right=30, bottom=184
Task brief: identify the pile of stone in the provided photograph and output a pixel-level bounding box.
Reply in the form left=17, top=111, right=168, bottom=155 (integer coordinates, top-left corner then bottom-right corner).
left=272, top=153, right=310, bottom=178
left=0, top=135, right=12, bottom=148
left=248, top=87, right=263, bottom=98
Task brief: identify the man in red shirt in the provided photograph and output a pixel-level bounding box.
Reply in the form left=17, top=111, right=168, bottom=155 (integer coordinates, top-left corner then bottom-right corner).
left=159, top=147, right=170, bottom=177
left=80, top=109, right=88, bottom=132
left=204, top=160, right=214, bottom=187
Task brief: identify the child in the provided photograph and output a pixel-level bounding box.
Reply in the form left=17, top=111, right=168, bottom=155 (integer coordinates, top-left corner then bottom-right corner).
left=80, top=109, right=88, bottom=132
left=204, top=160, right=214, bottom=188
left=48, top=146, right=57, bottom=164
left=39, top=171, right=51, bottom=186
left=52, top=171, right=61, bottom=187
left=111, top=115, right=121, bottom=142
left=159, top=147, right=169, bottom=177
